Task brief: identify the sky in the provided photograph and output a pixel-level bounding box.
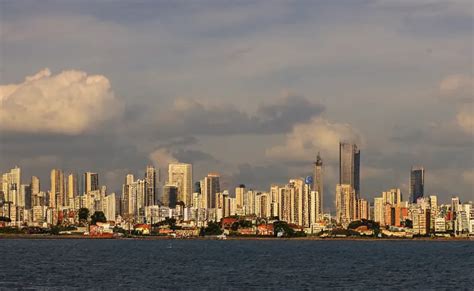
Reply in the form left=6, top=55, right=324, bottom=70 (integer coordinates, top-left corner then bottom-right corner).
left=0, top=0, right=472, bottom=209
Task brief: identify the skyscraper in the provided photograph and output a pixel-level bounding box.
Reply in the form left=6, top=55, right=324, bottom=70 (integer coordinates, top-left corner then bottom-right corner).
left=313, top=152, right=323, bottom=216
left=410, top=167, right=424, bottom=203
left=235, top=184, right=245, bottom=210
left=31, top=176, right=40, bottom=195
left=339, top=142, right=360, bottom=199
left=162, top=184, right=178, bottom=208
left=1, top=167, right=21, bottom=205
left=50, top=169, right=65, bottom=208
left=67, top=173, right=78, bottom=207
left=335, top=184, right=356, bottom=226
left=145, top=165, right=157, bottom=206
left=168, top=163, right=192, bottom=206
left=203, top=173, right=220, bottom=209
left=84, top=172, right=99, bottom=194
left=121, top=174, right=135, bottom=216
left=30, top=176, right=40, bottom=207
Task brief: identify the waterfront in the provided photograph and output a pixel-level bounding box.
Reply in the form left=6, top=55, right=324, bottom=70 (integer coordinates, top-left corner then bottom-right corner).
left=0, top=240, right=472, bottom=289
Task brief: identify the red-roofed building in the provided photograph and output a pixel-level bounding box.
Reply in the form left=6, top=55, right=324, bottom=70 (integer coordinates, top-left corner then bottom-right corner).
left=257, top=224, right=274, bottom=236
left=238, top=227, right=256, bottom=235
left=221, top=217, right=238, bottom=229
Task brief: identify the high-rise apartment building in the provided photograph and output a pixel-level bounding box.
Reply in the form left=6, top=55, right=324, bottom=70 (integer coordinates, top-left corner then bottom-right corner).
left=203, top=173, right=220, bottom=209
left=235, top=184, right=245, bottom=210
left=84, top=172, right=99, bottom=194
left=335, top=184, right=356, bottom=226
left=382, top=188, right=402, bottom=205
left=31, top=176, right=40, bottom=194
left=168, top=163, right=192, bottom=206
left=358, top=198, right=369, bottom=220
left=102, top=193, right=116, bottom=222
left=67, top=173, right=78, bottom=208
left=374, top=197, right=385, bottom=225
left=2, top=166, right=21, bottom=205
left=410, top=167, right=424, bottom=203
left=339, top=143, right=360, bottom=199
left=50, top=169, right=65, bottom=209
left=313, top=153, right=323, bottom=216
left=30, top=176, right=40, bottom=207
left=145, top=165, right=157, bottom=206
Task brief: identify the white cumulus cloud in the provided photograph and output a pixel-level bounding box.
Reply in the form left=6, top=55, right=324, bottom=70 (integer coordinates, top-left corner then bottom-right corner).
left=265, top=117, right=363, bottom=162
left=0, top=68, right=122, bottom=134
left=149, top=148, right=178, bottom=169
left=439, top=74, right=473, bottom=101
left=457, top=108, right=473, bottom=135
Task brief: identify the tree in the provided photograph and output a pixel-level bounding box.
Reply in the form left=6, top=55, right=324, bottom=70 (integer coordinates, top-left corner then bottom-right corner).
left=203, top=221, right=223, bottom=235
left=231, top=222, right=239, bottom=231
left=0, top=216, right=11, bottom=222
left=403, top=219, right=413, bottom=228
left=239, top=220, right=252, bottom=228
left=273, top=221, right=295, bottom=237
left=78, top=208, right=90, bottom=224
left=122, top=214, right=135, bottom=235
left=90, top=211, right=107, bottom=225
left=153, top=217, right=178, bottom=230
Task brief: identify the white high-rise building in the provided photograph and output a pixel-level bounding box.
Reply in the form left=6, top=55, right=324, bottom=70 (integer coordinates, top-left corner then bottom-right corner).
left=382, top=188, right=402, bottom=205
left=374, top=197, right=385, bottom=225
left=67, top=173, right=78, bottom=208
left=103, top=193, right=116, bottom=222
left=235, top=184, right=245, bottom=211
left=2, top=166, right=21, bottom=206
left=168, top=163, right=193, bottom=207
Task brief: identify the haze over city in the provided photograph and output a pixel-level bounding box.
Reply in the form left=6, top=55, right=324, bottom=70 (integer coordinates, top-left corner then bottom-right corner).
left=0, top=0, right=472, bottom=208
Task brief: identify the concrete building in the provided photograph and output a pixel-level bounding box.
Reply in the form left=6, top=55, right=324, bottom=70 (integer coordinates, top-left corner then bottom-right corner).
left=50, top=169, right=65, bottom=209
left=84, top=172, right=99, bottom=194
left=103, top=193, right=116, bottom=222
left=168, top=163, right=193, bottom=206
left=336, top=184, right=356, bottom=226
left=235, top=184, right=245, bottom=212
left=67, top=173, right=78, bottom=208
left=202, top=173, right=220, bottom=209
left=145, top=165, right=157, bottom=206
left=374, top=197, right=385, bottom=226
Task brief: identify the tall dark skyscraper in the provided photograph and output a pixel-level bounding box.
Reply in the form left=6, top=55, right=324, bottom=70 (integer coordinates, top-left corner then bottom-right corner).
left=339, top=142, right=360, bottom=199
left=313, top=152, right=323, bottom=215
left=410, top=167, right=424, bottom=203
left=162, top=184, right=178, bottom=208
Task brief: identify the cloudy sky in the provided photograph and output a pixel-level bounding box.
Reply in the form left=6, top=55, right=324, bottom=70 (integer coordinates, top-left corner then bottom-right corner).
left=0, top=0, right=472, bottom=209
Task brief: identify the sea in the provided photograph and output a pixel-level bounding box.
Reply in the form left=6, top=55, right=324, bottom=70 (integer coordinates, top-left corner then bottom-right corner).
left=0, top=239, right=472, bottom=289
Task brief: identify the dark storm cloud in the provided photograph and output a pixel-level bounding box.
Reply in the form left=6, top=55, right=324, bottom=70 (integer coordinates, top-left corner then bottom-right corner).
left=390, top=125, right=473, bottom=149
left=230, top=163, right=293, bottom=190
left=173, top=149, right=217, bottom=164
left=152, top=95, right=325, bottom=137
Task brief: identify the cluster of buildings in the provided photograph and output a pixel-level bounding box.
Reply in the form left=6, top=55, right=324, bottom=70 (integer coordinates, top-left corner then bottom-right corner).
left=1, top=142, right=473, bottom=237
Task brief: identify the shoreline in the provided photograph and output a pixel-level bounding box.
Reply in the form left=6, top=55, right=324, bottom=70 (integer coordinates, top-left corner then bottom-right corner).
left=0, top=234, right=471, bottom=241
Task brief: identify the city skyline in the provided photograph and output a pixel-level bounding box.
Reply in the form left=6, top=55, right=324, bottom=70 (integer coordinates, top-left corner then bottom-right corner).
left=0, top=1, right=472, bottom=206
left=0, top=153, right=465, bottom=209
left=0, top=1, right=471, bottom=289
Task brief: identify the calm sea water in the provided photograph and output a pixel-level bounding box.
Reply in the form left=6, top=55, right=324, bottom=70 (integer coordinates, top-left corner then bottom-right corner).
left=0, top=239, right=472, bottom=289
